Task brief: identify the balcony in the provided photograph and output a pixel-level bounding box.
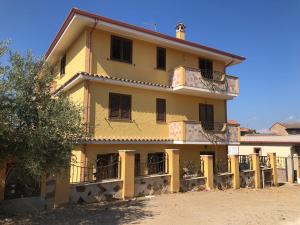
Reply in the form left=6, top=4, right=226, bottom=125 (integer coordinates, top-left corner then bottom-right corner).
left=169, top=121, right=239, bottom=144
left=170, top=66, right=239, bottom=99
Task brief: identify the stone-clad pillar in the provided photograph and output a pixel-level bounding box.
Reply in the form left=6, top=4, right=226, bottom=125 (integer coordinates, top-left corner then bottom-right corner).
left=0, top=163, right=7, bottom=201
left=250, top=153, right=261, bottom=188
left=267, top=153, right=278, bottom=186
left=201, top=155, right=214, bottom=190
left=230, top=155, right=240, bottom=189
left=119, top=150, right=135, bottom=199
left=293, top=154, right=300, bottom=184
left=165, top=149, right=180, bottom=193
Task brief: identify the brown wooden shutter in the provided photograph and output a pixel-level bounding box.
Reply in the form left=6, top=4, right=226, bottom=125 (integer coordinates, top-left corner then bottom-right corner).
left=156, top=98, right=166, bottom=122
left=109, top=93, right=121, bottom=119
left=120, top=94, right=131, bottom=119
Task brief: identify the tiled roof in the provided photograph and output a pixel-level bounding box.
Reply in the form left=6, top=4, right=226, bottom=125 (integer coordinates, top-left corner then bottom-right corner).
left=279, top=122, right=300, bottom=129
left=53, top=72, right=171, bottom=94
left=45, top=8, right=245, bottom=61
left=79, top=137, right=174, bottom=143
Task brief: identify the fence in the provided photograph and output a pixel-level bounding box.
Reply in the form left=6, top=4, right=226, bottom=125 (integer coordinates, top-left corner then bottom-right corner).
left=180, top=158, right=204, bottom=178
left=136, top=153, right=168, bottom=176
left=70, top=155, right=121, bottom=183
left=239, top=155, right=252, bottom=171
left=214, top=158, right=231, bottom=174
left=259, top=156, right=270, bottom=168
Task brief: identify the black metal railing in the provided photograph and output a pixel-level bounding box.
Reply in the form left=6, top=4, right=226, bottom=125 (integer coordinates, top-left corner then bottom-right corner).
left=276, top=157, right=286, bottom=169
left=214, top=158, right=231, bottom=174
left=201, top=121, right=226, bottom=132
left=180, top=158, right=204, bottom=178
left=200, top=69, right=224, bottom=82
left=70, top=155, right=121, bottom=183
left=145, top=153, right=168, bottom=175
left=259, top=156, right=270, bottom=168
left=239, top=155, right=252, bottom=171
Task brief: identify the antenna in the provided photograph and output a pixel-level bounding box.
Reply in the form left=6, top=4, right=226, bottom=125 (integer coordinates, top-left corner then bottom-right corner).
left=143, top=22, right=158, bottom=31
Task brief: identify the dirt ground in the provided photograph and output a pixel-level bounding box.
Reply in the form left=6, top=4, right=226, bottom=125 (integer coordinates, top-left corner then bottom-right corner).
left=1, top=184, right=300, bottom=225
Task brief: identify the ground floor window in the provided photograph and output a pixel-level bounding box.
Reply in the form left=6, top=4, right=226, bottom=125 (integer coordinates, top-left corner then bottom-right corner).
left=96, top=153, right=119, bottom=180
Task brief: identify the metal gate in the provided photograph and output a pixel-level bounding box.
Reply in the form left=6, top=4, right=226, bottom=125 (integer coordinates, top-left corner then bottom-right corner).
left=276, top=157, right=288, bottom=184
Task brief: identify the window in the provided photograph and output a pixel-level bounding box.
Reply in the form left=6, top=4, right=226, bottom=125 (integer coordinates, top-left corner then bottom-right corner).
left=156, top=47, right=166, bottom=70
left=60, top=54, right=66, bottom=75
left=199, top=58, right=213, bottom=79
left=109, top=93, right=131, bottom=120
left=147, top=152, right=167, bottom=175
left=199, top=104, right=214, bottom=130
left=254, top=148, right=262, bottom=155
left=111, top=35, right=132, bottom=63
left=156, top=98, right=166, bottom=122
left=96, top=153, right=119, bottom=180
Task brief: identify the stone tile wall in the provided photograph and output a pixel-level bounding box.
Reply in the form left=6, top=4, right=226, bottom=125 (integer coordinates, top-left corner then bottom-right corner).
left=134, top=175, right=170, bottom=197
left=70, top=180, right=123, bottom=204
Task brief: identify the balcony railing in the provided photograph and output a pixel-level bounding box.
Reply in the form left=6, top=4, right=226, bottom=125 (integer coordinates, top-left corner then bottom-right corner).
left=169, top=121, right=239, bottom=144
left=170, top=66, right=239, bottom=99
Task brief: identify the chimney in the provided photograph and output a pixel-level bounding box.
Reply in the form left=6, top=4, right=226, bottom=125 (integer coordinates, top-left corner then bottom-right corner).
left=176, top=22, right=186, bottom=40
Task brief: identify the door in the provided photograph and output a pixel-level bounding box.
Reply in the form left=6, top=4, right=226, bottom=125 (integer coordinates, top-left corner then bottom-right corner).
left=199, top=104, right=214, bottom=130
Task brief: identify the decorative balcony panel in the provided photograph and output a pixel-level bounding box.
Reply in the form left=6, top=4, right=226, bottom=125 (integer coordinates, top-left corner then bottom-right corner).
left=170, top=67, right=239, bottom=99
left=169, top=121, right=239, bottom=144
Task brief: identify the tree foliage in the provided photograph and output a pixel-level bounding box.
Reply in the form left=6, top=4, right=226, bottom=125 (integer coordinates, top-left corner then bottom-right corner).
left=0, top=41, right=83, bottom=178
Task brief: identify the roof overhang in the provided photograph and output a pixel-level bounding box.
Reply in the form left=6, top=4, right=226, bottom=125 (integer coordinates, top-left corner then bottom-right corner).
left=45, top=8, right=245, bottom=66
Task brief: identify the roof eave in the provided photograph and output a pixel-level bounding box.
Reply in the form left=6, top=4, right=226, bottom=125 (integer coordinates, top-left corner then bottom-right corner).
left=45, top=8, right=246, bottom=64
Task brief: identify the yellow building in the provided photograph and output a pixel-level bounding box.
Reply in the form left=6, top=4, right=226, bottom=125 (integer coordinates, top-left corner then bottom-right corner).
left=45, top=8, right=245, bottom=198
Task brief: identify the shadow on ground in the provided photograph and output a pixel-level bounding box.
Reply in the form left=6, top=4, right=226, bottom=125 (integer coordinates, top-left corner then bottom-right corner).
left=0, top=199, right=156, bottom=225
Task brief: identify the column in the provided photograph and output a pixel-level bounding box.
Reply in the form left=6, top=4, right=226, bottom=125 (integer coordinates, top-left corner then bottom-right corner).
left=119, top=150, right=135, bottom=199
left=54, top=170, right=70, bottom=207
left=267, top=153, right=278, bottom=186
left=250, top=153, right=261, bottom=188
left=165, top=149, right=180, bottom=193
left=293, top=154, right=300, bottom=184
left=0, top=163, right=6, bottom=201
left=230, top=155, right=240, bottom=189
left=287, top=155, right=294, bottom=183
left=202, top=155, right=214, bottom=190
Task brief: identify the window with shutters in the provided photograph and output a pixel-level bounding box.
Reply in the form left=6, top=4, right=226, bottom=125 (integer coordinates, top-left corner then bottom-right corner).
left=199, top=58, right=213, bottom=79
left=110, top=35, right=132, bottom=63
left=156, top=47, right=166, bottom=70
left=156, top=98, right=166, bottom=122
left=199, top=104, right=214, bottom=130
left=109, top=93, right=131, bottom=120
left=60, top=54, right=66, bottom=75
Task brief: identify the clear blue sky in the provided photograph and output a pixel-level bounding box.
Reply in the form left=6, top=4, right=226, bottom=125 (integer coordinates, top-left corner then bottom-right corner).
left=1, top=0, right=299, bottom=132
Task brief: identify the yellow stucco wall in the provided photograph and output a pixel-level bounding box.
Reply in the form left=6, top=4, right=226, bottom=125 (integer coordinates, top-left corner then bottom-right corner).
left=83, top=144, right=227, bottom=168
left=89, top=82, right=226, bottom=138
left=54, top=30, right=87, bottom=88
left=239, top=145, right=293, bottom=157
left=91, top=29, right=225, bottom=86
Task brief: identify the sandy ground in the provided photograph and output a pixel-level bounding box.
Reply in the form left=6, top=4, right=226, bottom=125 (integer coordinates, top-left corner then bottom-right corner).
left=1, top=184, right=300, bottom=225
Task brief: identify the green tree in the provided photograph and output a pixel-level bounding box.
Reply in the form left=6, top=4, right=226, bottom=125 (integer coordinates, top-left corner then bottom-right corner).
left=0, top=41, right=83, bottom=179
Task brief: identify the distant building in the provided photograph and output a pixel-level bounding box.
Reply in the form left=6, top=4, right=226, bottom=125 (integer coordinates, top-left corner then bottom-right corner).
left=271, top=122, right=300, bottom=135
left=240, top=127, right=256, bottom=136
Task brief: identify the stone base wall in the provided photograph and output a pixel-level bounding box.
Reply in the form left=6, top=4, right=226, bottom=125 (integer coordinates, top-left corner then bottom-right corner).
left=214, top=173, right=233, bottom=190
left=134, top=174, right=170, bottom=197
left=180, top=177, right=206, bottom=192
left=70, top=180, right=123, bottom=204
left=240, top=170, right=255, bottom=188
